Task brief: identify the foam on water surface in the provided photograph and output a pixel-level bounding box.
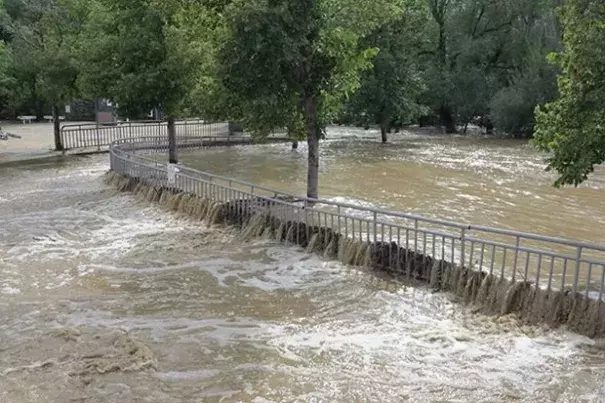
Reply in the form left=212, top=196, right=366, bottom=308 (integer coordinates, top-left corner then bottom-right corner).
left=1, top=154, right=605, bottom=402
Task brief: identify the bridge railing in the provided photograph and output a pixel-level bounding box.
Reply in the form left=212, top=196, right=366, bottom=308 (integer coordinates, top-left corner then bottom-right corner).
left=60, top=119, right=224, bottom=152
left=109, top=135, right=605, bottom=301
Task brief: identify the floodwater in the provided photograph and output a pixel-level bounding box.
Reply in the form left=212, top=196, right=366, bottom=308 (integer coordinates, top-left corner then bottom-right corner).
left=1, top=129, right=605, bottom=402
left=180, top=127, right=605, bottom=245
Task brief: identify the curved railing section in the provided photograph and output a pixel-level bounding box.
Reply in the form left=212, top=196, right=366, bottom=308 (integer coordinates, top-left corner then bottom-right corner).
left=109, top=134, right=605, bottom=307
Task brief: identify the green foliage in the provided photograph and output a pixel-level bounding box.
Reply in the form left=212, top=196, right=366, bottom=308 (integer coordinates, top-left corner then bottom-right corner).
left=421, top=0, right=559, bottom=133
left=215, top=0, right=402, bottom=138
left=0, top=0, right=567, bottom=149
left=0, top=0, right=88, bottom=118
left=341, top=3, right=429, bottom=132
left=534, top=0, right=605, bottom=186
left=77, top=0, right=208, bottom=118
left=490, top=53, right=558, bottom=137
left=0, top=24, right=16, bottom=114
left=215, top=0, right=404, bottom=197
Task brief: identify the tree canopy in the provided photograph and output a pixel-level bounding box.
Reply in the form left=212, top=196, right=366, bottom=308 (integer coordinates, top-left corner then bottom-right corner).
left=534, top=0, right=605, bottom=186
left=0, top=0, right=566, bottom=140
left=214, top=0, right=404, bottom=198
left=1, top=0, right=599, bottom=188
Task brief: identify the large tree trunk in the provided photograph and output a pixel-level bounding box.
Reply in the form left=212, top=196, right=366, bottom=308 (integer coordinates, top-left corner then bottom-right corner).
left=303, top=95, right=319, bottom=200
left=485, top=120, right=494, bottom=135
left=52, top=105, right=63, bottom=151
left=440, top=105, right=457, bottom=133
left=167, top=115, right=177, bottom=164
left=432, top=1, right=457, bottom=135
left=36, top=100, right=45, bottom=122
left=380, top=124, right=388, bottom=143
left=438, top=20, right=446, bottom=69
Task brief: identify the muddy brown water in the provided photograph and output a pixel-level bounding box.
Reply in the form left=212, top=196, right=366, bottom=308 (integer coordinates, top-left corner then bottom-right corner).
left=1, top=128, right=605, bottom=402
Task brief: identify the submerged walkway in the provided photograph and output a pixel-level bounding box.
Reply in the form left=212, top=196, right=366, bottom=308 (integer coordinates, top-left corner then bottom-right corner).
left=10, top=119, right=604, bottom=337
left=107, top=133, right=605, bottom=338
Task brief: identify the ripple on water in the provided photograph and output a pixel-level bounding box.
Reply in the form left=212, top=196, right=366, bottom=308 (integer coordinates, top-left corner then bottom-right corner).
left=1, top=149, right=605, bottom=402
left=31, top=244, right=603, bottom=402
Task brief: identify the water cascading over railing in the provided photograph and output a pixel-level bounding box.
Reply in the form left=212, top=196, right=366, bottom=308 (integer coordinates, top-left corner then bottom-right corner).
left=107, top=129, right=605, bottom=338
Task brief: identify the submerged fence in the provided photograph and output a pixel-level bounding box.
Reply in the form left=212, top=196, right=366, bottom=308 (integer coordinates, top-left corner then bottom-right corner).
left=109, top=134, right=605, bottom=303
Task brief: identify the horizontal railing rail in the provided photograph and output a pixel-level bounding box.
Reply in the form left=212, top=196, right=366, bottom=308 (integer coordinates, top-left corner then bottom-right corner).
left=109, top=133, right=605, bottom=301
left=60, top=119, right=224, bottom=152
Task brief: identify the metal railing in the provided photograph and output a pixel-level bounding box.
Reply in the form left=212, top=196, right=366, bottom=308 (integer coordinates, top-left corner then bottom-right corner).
left=109, top=134, right=605, bottom=301
left=60, top=119, right=225, bottom=151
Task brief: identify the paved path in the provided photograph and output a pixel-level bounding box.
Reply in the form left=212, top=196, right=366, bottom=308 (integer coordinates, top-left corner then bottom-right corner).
left=0, top=121, right=91, bottom=165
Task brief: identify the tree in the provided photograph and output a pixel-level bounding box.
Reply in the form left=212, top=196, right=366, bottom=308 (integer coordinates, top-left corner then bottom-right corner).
left=78, top=0, right=206, bottom=163
left=37, top=0, right=88, bottom=150
left=341, top=2, right=429, bottom=143
left=426, top=0, right=456, bottom=132
left=489, top=49, right=559, bottom=137
left=1, top=0, right=87, bottom=150
left=534, top=0, right=605, bottom=186
left=488, top=3, right=561, bottom=137
left=0, top=4, right=15, bottom=115
left=421, top=0, right=559, bottom=134
left=217, top=0, right=402, bottom=199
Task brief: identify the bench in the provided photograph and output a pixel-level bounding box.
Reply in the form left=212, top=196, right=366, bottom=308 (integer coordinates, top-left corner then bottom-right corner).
left=17, top=115, right=35, bottom=124
left=43, top=115, right=66, bottom=123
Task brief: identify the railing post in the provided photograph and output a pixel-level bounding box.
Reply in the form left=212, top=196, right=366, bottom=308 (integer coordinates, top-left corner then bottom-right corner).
left=304, top=199, right=309, bottom=236
left=460, top=228, right=466, bottom=267
left=572, top=246, right=582, bottom=293
left=96, top=123, right=101, bottom=151
left=512, top=236, right=520, bottom=281
left=414, top=219, right=418, bottom=253
left=60, top=126, right=66, bottom=154
left=373, top=211, right=377, bottom=243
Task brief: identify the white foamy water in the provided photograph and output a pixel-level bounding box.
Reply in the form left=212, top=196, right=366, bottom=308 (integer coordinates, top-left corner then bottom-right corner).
left=1, top=153, right=605, bottom=402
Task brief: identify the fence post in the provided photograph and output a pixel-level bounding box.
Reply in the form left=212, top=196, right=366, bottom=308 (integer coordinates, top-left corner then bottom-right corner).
left=373, top=211, right=377, bottom=243
left=60, top=126, right=66, bottom=154
left=572, top=246, right=582, bottom=293
left=460, top=228, right=466, bottom=268
left=512, top=236, right=520, bottom=281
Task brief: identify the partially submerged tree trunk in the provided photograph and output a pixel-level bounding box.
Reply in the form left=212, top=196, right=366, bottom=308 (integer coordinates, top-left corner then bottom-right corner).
left=303, top=94, right=319, bottom=200
left=440, top=105, right=457, bottom=133
left=485, top=120, right=494, bottom=135
left=430, top=1, right=457, bottom=135
left=167, top=115, right=177, bottom=164
left=52, top=105, right=63, bottom=151
left=286, top=124, right=299, bottom=149
left=380, top=124, right=388, bottom=143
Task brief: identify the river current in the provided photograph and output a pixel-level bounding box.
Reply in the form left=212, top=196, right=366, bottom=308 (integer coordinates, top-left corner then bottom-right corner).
left=1, top=128, right=605, bottom=402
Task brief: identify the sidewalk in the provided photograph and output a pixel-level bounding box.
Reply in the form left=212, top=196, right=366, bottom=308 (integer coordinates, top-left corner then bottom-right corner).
left=0, top=121, right=88, bottom=165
